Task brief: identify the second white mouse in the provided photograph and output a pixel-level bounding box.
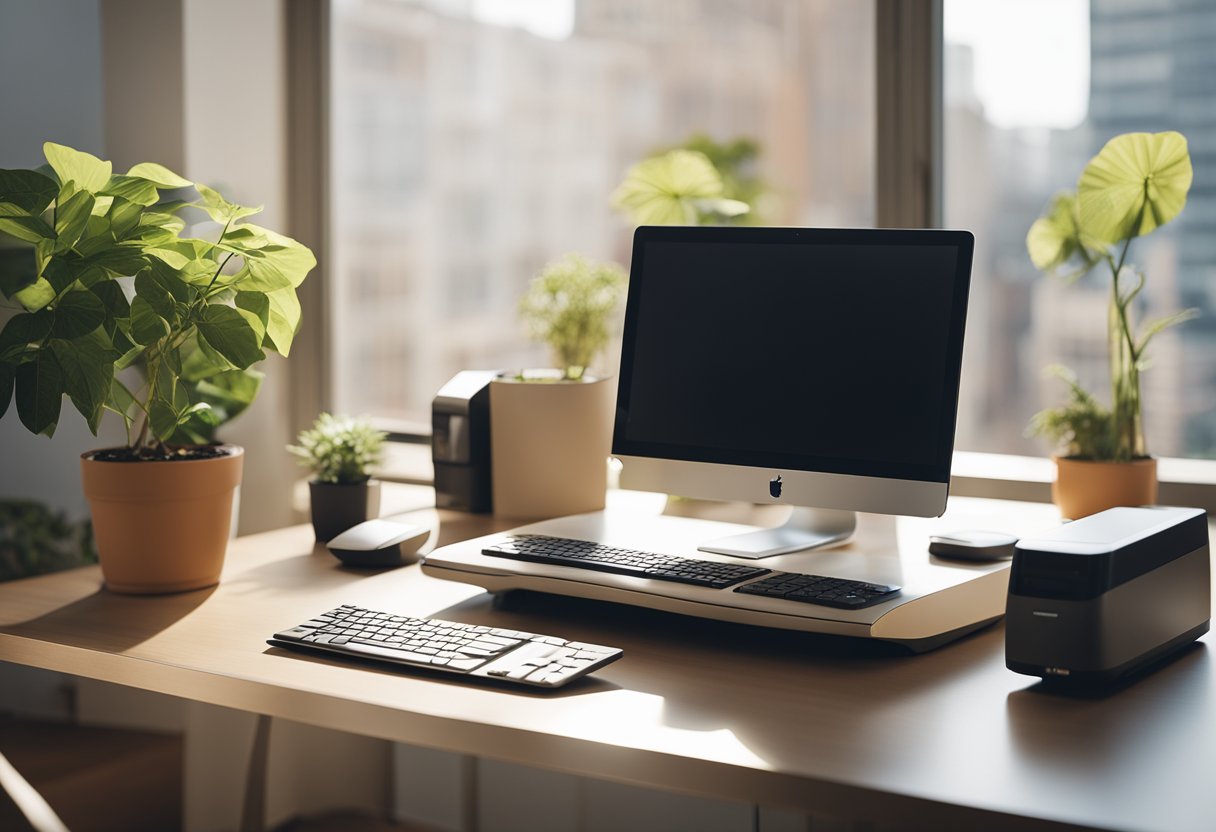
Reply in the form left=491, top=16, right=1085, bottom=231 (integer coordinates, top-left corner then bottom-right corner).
left=326, top=519, right=430, bottom=567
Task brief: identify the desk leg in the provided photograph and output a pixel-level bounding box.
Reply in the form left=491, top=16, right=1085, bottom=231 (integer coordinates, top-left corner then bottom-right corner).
left=459, top=754, right=479, bottom=832
left=240, top=714, right=272, bottom=832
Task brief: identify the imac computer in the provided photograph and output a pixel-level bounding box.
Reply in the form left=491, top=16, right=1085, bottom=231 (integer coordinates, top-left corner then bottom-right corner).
left=422, top=226, right=1039, bottom=651
left=613, top=225, right=973, bottom=557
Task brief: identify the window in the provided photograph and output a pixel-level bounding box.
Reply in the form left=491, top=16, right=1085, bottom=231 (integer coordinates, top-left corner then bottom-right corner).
left=944, top=0, right=1216, bottom=459
left=329, top=0, right=876, bottom=425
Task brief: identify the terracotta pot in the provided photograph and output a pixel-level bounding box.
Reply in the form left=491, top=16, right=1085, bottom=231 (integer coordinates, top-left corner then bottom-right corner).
left=490, top=373, right=615, bottom=519
left=1052, top=455, right=1158, bottom=520
left=80, top=445, right=244, bottom=594
left=308, top=479, right=381, bottom=542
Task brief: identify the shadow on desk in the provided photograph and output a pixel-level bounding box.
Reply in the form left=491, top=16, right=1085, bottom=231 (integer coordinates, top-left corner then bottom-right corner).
left=0, top=585, right=214, bottom=653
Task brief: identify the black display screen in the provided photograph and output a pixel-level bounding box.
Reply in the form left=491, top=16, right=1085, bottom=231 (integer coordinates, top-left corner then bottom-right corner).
left=612, top=227, right=973, bottom=483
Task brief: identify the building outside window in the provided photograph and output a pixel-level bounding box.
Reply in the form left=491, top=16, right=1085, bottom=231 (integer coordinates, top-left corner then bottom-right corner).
left=944, top=0, right=1216, bottom=460
left=330, top=0, right=875, bottom=426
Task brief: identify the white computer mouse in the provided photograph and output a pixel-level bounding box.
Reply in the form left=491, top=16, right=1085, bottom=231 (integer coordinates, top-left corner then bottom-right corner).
left=326, top=519, right=430, bottom=567
left=928, top=530, right=1018, bottom=562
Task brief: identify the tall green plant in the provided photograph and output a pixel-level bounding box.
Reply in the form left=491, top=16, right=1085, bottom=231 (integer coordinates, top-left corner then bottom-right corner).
left=1026, top=131, right=1195, bottom=461
left=0, top=143, right=314, bottom=456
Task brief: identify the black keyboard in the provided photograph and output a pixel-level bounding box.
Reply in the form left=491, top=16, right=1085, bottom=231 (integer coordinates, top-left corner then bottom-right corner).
left=734, top=572, right=900, bottom=609
left=481, top=535, right=901, bottom=609
left=482, top=534, right=770, bottom=588
left=270, top=605, right=622, bottom=688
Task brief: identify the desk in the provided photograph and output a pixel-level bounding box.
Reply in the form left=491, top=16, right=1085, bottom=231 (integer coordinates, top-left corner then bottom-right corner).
left=1, top=495, right=1212, bottom=832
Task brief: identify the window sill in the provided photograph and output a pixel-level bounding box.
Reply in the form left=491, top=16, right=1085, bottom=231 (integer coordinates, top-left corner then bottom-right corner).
left=372, top=438, right=1216, bottom=515
left=952, top=451, right=1216, bottom=513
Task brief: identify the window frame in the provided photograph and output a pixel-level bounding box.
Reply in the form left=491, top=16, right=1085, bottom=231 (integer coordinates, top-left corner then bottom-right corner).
left=288, top=0, right=1216, bottom=511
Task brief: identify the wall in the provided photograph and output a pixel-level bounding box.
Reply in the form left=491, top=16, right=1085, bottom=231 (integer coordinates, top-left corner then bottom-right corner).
left=0, top=0, right=124, bottom=521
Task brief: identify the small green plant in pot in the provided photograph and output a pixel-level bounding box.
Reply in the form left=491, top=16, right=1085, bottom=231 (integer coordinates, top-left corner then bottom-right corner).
left=491, top=254, right=626, bottom=519
left=290, top=413, right=386, bottom=542
left=1025, top=131, right=1195, bottom=519
left=0, top=142, right=314, bottom=592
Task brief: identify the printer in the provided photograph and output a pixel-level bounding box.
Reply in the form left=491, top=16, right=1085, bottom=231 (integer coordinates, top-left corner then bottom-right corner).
left=432, top=371, right=497, bottom=513
left=1006, top=505, right=1210, bottom=687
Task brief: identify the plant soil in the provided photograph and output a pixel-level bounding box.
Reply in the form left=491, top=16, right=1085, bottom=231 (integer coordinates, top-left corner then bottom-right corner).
left=86, top=445, right=233, bottom=463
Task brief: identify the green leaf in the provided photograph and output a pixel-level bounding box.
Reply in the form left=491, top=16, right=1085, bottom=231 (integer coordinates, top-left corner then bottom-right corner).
left=105, top=376, right=138, bottom=430
left=42, top=253, right=99, bottom=294
left=135, top=266, right=181, bottom=321
left=50, top=329, right=115, bottom=434
left=99, top=174, right=159, bottom=206
left=0, top=169, right=58, bottom=214
left=0, top=362, right=12, bottom=420
left=14, top=277, right=55, bottom=312
left=50, top=290, right=106, bottom=339
left=196, top=303, right=265, bottom=369
left=0, top=202, right=55, bottom=244
left=130, top=295, right=170, bottom=345
left=90, top=280, right=131, bottom=318
left=43, top=143, right=112, bottom=193
left=127, top=162, right=192, bottom=189
left=196, top=183, right=261, bottom=223
left=235, top=290, right=270, bottom=330
left=264, top=286, right=302, bottom=355
left=108, top=197, right=145, bottom=240
left=15, top=348, right=63, bottom=436
left=149, top=398, right=180, bottom=442
left=87, top=245, right=148, bottom=277
left=1027, top=192, right=1084, bottom=271
left=1078, top=131, right=1193, bottom=243
left=181, top=332, right=233, bottom=381
left=115, top=345, right=144, bottom=371
left=231, top=227, right=315, bottom=291
left=0, top=310, right=53, bottom=361
left=611, top=149, right=729, bottom=225
left=53, top=187, right=96, bottom=252
left=0, top=245, right=39, bottom=298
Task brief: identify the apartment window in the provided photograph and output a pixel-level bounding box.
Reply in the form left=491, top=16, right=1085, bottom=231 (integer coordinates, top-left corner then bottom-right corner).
left=329, top=0, right=876, bottom=424
left=943, top=0, right=1216, bottom=460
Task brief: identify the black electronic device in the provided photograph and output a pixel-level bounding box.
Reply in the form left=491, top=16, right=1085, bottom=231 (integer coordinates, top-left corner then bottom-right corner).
left=1006, top=506, right=1210, bottom=687
left=432, top=370, right=497, bottom=512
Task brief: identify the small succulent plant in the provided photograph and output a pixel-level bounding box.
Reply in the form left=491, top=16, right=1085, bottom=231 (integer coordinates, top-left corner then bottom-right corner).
left=288, top=413, right=386, bottom=484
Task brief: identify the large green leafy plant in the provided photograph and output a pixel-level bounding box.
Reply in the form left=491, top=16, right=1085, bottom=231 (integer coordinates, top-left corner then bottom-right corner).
left=0, top=143, right=314, bottom=457
left=1026, top=131, right=1194, bottom=461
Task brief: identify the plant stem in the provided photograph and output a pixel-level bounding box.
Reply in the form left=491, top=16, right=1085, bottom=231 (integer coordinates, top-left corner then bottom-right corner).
left=1107, top=203, right=1147, bottom=461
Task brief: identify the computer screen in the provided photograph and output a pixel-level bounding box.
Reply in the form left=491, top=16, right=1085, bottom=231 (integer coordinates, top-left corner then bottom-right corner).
left=612, top=226, right=973, bottom=554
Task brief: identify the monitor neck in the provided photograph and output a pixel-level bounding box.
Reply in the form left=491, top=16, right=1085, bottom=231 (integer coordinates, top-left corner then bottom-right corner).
left=696, top=507, right=857, bottom=560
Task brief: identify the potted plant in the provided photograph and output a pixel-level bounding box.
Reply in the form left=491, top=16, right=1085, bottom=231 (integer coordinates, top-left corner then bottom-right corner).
left=490, top=254, right=626, bottom=519
left=289, top=413, right=386, bottom=541
left=1026, top=131, right=1195, bottom=519
left=0, top=143, right=314, bottom=593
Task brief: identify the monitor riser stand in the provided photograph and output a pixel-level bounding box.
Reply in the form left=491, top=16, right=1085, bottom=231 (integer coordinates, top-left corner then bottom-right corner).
left=421, top=509, right=1014, bottom=653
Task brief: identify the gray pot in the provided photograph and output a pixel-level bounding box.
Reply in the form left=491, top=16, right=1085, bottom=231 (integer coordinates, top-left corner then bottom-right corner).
left=309, top=479, right=381, bottom=542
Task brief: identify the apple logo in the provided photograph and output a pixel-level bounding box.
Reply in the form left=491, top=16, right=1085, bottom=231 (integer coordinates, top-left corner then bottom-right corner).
left=769, top=475, right=783, bottom=499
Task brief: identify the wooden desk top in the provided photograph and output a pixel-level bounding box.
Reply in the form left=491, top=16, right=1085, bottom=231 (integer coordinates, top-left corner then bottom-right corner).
left=1, top=494, right=1212, bottom=832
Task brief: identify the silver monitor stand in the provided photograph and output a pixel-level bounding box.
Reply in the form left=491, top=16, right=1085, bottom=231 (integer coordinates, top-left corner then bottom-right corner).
left=697, top=507, right=857, bottom=559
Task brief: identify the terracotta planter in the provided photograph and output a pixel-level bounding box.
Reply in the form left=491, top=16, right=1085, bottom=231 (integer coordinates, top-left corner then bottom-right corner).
left=490, top=373, right=615, bottom=519
left=1052, top=455, right=1158, bottom=520
left=80, top=446, right=244, bottom=594
left=308, top=479, right=381, bottom=542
